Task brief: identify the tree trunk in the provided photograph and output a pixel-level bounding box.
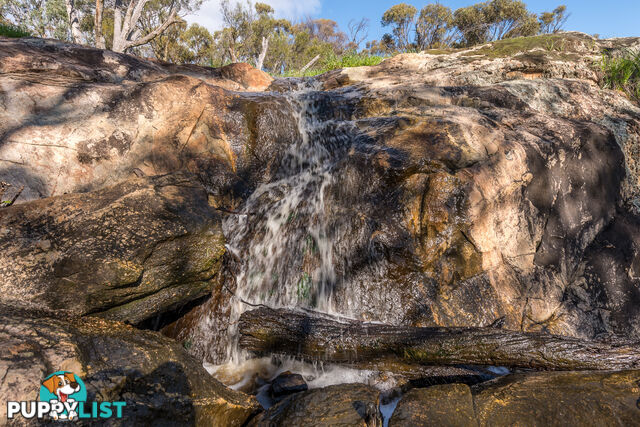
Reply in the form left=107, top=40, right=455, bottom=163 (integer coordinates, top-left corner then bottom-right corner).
left=113, top=0, right=124, bottom=51
left=64, top=0, right=83, bottom=44
left=228, top=46, right=238, bottom=63
left=300, top=54, right=320, bottom=73
left=111, top=0, right=177, bottom=53
left=94, top=0, right=105, bottom=49
left=238, top=307, right=640, bottom=371
left=255, top=35, right=269, bottom=71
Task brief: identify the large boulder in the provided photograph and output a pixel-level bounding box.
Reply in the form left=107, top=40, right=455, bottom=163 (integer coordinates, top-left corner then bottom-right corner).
left=390, top=370, right=640, bottom=426
left=0, top=37, right=272, bottom=90
left=251, top=383, right=381, bottom=426
left=309, top=34, right=640, bottom=340
left=0, top=172, right=225, bottom=325
left=0, top=305, right=260, bottom=425
left=164, top=33, right=640, bottom=364
left=472, top=370, right=640, bottom=426
left=389, top=383, right=476, bottom=426
left=0, top=37, right=297, bottom=204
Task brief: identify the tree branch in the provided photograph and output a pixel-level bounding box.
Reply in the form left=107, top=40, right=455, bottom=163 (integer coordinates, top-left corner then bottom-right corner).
left=122, top=8, right=178, bottom=51
left=300, top=54, right=320, bottom=73
left=129, top=0, right=151, bottom=38
left=239, top=307, right=640, bottom=371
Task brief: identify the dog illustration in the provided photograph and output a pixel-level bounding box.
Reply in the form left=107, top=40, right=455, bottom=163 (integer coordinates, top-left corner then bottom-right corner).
left=42, top=372, right=80, bottom=420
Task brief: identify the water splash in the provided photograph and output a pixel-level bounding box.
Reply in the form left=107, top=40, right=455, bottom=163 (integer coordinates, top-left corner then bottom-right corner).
left=218, top=84, right=351, bottom=364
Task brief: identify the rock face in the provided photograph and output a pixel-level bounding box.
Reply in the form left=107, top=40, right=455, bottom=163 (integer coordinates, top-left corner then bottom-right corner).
left=165, top=33, right=640, bottom=364
left=390, top=371, right=640, bottom=426
left=251, top=383, right=381, bottom=426
left=0, top=305, right=260, bottom=425
left=0, top=39, right=281, bottom=425
left=3, top=32, right=640, bottom=424
left=390, top=383, right=476, bottom=426
left=0, top=37, right=296, bottom=205
left=307, top=33, right=640, bottom=340
left=0, top=172, right=224, bottom=325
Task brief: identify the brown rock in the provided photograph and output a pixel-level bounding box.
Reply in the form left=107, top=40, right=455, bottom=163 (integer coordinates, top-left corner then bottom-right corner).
left=0, top=37, right=288, bottom=204
left=252, top=383, right=381, bottom=426
left=0, top=305, right=260, bottom=426
left=472, top=370, right=640, bottom=426
left=390, top=383, right=476, bottom=426
left=217, top=62, right=274, bottom=91
left=388, top=370, right=640, bottom=427
left=0, top=37, right=272, bottom=89
left=0, top=173, right=225, bottom=324
left=175, top=33, right=640, bottom=363
left=270, top=371, right=308, bottom=397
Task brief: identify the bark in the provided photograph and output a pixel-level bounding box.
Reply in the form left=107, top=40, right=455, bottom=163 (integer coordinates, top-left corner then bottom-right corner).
left=94, top=0, right=105, bottom=49
left=228, top=46, right=238, bottom=63
left=255, top=35, right=269, bottom=71
left=64, top=0, right=83, bottom=44
left=111, top=0, right=178, bottom=53
left=300, top=54, right=320, bottom=74
left=238, top=307, right=640, bottom=371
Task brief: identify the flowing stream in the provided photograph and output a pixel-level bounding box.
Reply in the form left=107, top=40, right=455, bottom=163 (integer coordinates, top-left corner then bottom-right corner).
left=191, top=83, right=507, bottom=422
left=197, top=83, right=355, bottom=376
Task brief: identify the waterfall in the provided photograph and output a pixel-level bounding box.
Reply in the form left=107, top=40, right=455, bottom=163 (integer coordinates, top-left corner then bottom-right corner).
left=210, top=84, right=351, bottom=366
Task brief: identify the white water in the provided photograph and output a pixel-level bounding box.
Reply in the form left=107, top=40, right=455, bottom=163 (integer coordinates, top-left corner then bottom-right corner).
left=204, top=84, right=347, bottom=370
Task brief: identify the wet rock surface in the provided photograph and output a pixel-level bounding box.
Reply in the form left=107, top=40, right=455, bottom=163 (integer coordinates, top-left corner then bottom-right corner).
left=164, top=34, right=640, bottom=366
left=391, top=370, right=640, bottom=426
left=270, top=371, right=308, bottom=397
left=390, top=383, right=476, bottom=426
left=0, top=305, right=260, bottom=425
left=251, top=383, right=381, bottom=426
left=211, top=32, right=640, bottom=344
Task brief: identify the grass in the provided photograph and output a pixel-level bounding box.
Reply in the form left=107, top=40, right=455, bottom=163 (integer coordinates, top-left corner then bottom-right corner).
left=601, top=49, right=640, bottom=103
left=0, top=23, right=30, bottom=38
left=284, top=52, right=384, bottom=77
left=462, top=33, right=593, bottom=59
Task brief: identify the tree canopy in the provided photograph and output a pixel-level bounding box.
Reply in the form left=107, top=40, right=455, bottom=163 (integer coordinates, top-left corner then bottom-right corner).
left=0, top=0, right=570, bottom=75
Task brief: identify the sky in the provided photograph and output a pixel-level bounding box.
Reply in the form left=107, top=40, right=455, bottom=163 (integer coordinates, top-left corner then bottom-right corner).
left=187, top=0, right=640, bottom=43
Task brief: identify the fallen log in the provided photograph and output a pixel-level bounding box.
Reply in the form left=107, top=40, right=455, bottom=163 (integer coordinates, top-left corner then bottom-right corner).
left=238, top=307, right=640, bottom=371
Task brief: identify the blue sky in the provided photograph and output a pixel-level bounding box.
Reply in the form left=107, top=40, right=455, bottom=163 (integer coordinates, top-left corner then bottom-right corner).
left=189, top=0, right=640, bottom=42
left=319, top=0, right=640, bottom=41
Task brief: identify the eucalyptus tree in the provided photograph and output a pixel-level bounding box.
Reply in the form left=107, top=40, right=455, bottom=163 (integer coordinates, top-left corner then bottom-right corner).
left=415, top=4, right=456, bottom=50
left=539, top=5, right=569, bottom=34
left=381, top=3, right=417, bottom=51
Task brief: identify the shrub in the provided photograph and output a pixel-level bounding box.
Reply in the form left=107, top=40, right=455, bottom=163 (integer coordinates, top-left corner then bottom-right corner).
left=601, top=50, right=640, bottom=103
left=285, top=52, right=384, bottom=77
left=0, top=23, right=30, bottom=38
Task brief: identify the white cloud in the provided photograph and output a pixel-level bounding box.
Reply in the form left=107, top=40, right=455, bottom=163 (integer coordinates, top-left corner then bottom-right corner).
left=186, top=0, right=321, bottom=33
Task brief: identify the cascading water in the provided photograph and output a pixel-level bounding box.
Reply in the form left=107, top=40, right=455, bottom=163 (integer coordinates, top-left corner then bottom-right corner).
left=192, top=83, right=508, bottom=422
left=206, top=82, right=350, bottom=368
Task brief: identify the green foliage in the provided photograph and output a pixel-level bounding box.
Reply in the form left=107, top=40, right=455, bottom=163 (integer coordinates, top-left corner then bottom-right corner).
left=0, top=22, right=30, bottom=37
left=296, top=272, right=312, bottom=300
left=452, top=3, right=487, bottom=46
left=601, top=50, right=640, bottom=103
left=416, top=4, right=455, bottom=50
left=381, top=3, right=417, bottom=51
left=0, top=0, right=70, bottom=39
left=453, top=0, right=540, bottom=47
left=539, top=5, right=569, bottom=34
left=374, top=0, right=566, bottom=52
left=284, top=51, right=384, bottom=77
